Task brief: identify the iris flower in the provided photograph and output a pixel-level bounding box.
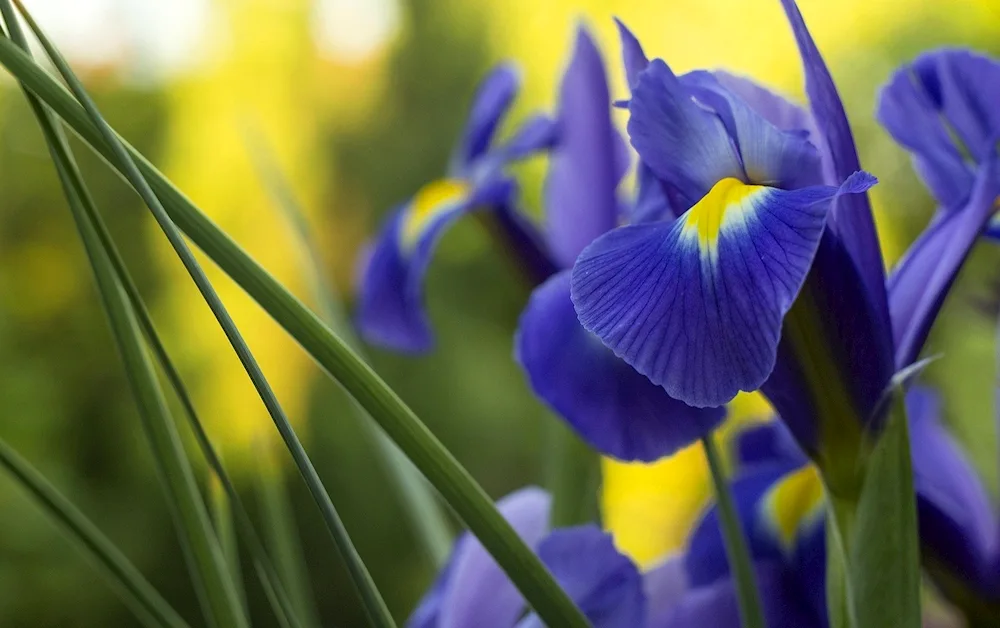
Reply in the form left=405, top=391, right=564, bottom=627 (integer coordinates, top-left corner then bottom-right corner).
left=357, top=63, right=557, bottom=352
left=407, top=483, right=828, bottom=627
left=569, top=2, right=1000, bottom=491
left=515, top=27, right=724, bottom=461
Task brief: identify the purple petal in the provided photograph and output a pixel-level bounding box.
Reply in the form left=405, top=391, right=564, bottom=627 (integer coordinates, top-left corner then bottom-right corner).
left=517, top=526, right=646, bottom=628
left=435, top=488, right=551, bottom=628
left=627, top=58, right=745, bottom=209
left=890, top=151, right=1000, bottom=367
left=643, top=556, right=689, bottom=627
left=680, top=70, right=824, bottom=190
left=545, top=27, right=621, bottom=267
left=357, top=178, right=515, bottom=352
left=457, top=64, right=519, bottom=166
left=713, top=71, right=815, bottom=136
left=497, top=113, right=559, bottom=162
left=571, top=173, right=874, bottom=408
left=613, top=18, right=649, bottom=89
left=516, top=271, right=725, bottom=461
left=876, top=53, right=978, bottom=209
left=779, top=0, right=891, bottom=352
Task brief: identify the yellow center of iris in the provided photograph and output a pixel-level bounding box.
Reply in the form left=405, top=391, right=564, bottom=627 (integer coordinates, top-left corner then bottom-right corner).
left=682, top=177, right=765, bottom=251
left=764, top=464, right=825, bottom=552
left=399, top=178, right=470, bottom=249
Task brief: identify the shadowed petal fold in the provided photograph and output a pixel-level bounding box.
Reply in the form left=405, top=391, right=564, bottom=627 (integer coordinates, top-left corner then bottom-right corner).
left=517, top=271, right=725, bottom=461
left=571, top=172, right=875, bottom=408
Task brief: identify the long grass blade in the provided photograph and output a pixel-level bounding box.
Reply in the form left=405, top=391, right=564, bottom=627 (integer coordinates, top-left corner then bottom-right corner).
left=12, top=5, right=395, bottom=626
left=702, top=435, right=768, bottom=628
left=244, top=127, right=452, bottom=567
left=0, top=438, right=189, bottom=628
left=0, top=9, right=247, bottom=628
left=0, top=29, right=590, bottom=627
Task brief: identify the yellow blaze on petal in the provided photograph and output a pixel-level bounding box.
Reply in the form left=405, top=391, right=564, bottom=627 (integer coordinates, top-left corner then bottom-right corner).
left=399, top=178, right=470, bottom=249
left=682, top=177, right=766, bottom=251
left=763, top=464, right=825, bottom=552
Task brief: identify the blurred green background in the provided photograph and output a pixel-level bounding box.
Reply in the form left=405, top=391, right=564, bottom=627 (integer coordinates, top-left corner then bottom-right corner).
left=0, top=0, right=999, bottom=625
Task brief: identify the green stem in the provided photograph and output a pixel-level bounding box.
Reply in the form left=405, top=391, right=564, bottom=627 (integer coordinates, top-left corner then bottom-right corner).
left=702, top=436, right=768, bottom=628
left=12, top=4, right=395, bottom=626
left=0, top=33, right=590, bottom=627
left=825, top=496, right=858, bottom=628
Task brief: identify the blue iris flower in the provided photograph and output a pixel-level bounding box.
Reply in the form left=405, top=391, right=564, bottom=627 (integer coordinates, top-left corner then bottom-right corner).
left=569, top=2, right=1000, bottom=490
left=406, top=487, right=646, bottom=628
left=357, top=63, right=558, bottom=352
left=515, top=27, right=724, bottom=462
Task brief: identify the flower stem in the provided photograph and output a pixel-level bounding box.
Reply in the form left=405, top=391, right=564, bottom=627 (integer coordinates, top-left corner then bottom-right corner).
left=702, top=435, right=768, bottom=628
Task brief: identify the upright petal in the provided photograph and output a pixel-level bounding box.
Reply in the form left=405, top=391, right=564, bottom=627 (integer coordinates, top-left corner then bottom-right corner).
left=517, top=526, right=646, bottom=628
left=516, top=271, right=725, bottom=461
left=435, top=488, right=551, bottom=628
left=779, top=0, right=890, bottom=346
left=572, top=173, right=875, bottom=408
left=545, top=27, right=622, bottom=267
left=357, top=178, right=513, bottom=352
left=890, top=151, right=1000, bottom=367
left=613, top=18, right=649, bottom=89
left=628, top=58, right=745, bottom=209
left=455, top=64, right=519, bottom=167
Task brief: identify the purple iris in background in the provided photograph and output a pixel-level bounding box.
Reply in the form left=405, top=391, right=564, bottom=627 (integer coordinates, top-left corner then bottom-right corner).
left=881, top=49, right=1000, bottom=368
left=357, top=63, right=557, bottom=352
left=515, top=27, right=724, bottom=462
left=406, top=487, right=645, bottom=628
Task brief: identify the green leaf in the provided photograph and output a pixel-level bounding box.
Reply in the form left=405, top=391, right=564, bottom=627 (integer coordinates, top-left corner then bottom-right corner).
left=702, top=435, right=768, bottom=628
left=11, top=4, right=396, bottom=626
left=0, top=438, right=189, bottom=628
left=0, top=22, right=591, bottom=628
left=849, top=382, right=921, bottom=628
left=244, top=127, right=453, bottom=568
